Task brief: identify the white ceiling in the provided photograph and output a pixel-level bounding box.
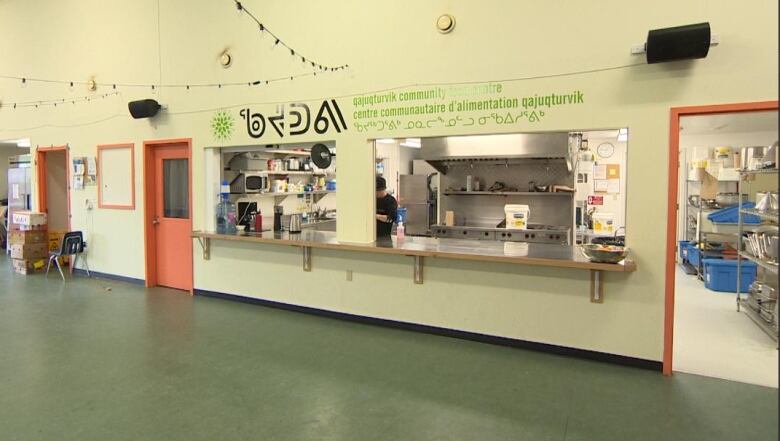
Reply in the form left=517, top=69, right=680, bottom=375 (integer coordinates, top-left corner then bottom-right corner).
left=680, top=111, right=778, bottom=134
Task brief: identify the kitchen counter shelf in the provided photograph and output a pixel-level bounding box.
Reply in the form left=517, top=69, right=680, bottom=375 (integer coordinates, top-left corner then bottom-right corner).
left=738, top=168, right=778, bottom=175
left=738, top=251, right=779, bottom=274
left=739, top=208, right=778, bottom=223
left=192, top=230, right=636, bottom=303
left=442, top=191, right=573, bottom=197
left=257, top=170, right=328, bottom=176
left=230, top=190, right=335, bottom=197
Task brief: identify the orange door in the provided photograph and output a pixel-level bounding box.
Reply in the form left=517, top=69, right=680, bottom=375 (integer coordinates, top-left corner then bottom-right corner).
left=151, top=143, right=192, bottom=291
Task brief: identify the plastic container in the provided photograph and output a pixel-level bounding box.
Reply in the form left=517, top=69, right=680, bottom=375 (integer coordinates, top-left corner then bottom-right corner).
left=679, top=240, right=693, bottom=261
left=504, top=204, right=530, bottom=230
left=396, top=223, right=405, bottom=240
left=707, top=203, right=761, bottom=224
left=703, top=258, right=757, bottom=293
left=592, top=212, right=615, bottom=235
left=397, top=207, right=408, bottom=225
left=215, top=181, right=237, bottom=234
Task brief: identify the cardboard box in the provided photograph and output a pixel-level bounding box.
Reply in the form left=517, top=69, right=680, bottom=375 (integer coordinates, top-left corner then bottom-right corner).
left=11, top=211, right=47, bottom=227
left=10, top=243, right=50, bottom=260
left=8, top=230, right=48, bottom=245
left=17, top=224, right=48, bottom=232
left=11, top=258, right=47, bottom=275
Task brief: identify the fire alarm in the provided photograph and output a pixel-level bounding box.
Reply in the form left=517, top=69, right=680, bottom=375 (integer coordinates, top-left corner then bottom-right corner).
left=436, top=14, right=455, bottom=33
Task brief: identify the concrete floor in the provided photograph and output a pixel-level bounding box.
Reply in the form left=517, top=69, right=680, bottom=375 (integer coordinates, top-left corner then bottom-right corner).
left=1, top=256, right=777, bottom=441
left=674, top=267, right=778, bottom=387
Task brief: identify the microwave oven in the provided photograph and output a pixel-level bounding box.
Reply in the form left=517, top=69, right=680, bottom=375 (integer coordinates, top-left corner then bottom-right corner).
left=230, top=172, right=268, bottom=193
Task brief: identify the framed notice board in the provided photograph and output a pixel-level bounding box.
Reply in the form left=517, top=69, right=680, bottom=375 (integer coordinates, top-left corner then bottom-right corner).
left=97, top=143, right=135, bottom=209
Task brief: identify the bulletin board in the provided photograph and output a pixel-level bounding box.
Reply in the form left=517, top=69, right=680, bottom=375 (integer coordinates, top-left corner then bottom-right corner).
left=97, top=143, right=135, bottom=209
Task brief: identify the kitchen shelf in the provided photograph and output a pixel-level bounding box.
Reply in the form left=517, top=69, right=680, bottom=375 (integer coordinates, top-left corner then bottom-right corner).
left=442, top=191, right=574, bottom=197
left=738, top=251, right=779, bottom=274
left=259, top=170, right=327, bottom=176
left=261, top=149, right=311, bottom=157
left=740, top=208, right=779, bottom=223
left=738, top=168, right=779, bottom=175
left=739, top=298, right=779, bottom=342
left=231, top=190, right=335, bottom=197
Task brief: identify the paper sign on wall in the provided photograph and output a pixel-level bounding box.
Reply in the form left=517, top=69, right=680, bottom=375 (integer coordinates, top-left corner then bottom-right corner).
left=593, top=164, right=607, bottom=180
left=606, top=179, right=620, bottom=194
left=594, top=179, right=608, bottom=192
left=607, top=164, right=620, bottom=179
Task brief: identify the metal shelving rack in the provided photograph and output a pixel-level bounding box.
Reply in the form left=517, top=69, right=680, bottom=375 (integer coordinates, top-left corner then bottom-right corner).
left=735, top=168, right=778, bottom=344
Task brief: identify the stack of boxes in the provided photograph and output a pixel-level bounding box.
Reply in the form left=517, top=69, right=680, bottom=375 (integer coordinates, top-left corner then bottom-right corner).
left=8, top=211, right=49, bottom=275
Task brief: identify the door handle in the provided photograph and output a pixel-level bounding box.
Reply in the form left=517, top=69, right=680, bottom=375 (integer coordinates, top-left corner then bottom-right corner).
left=152, top=217, right=160, bottom=225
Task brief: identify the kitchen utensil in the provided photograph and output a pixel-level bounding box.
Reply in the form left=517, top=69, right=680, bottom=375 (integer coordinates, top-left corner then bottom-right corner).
left=761, top=141, right=778, bottom=169
left=740, top=146, right=767, bottom=170
left=715, top=192, right=740, bottom=206
left=273, top=206, right=283, bottom=232
left=769, top=235, right=779, bottom=263
left=581, top=244, right=628, bottom=264
left=289, top=213, right=302, bottom=233
left=528, top=181, right=536, bottom=192
left=534, top=184, right=549, bottom=192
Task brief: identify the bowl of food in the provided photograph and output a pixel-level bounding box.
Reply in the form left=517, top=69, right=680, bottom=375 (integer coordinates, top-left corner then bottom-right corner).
left=581, top=244, right=628, bottom=264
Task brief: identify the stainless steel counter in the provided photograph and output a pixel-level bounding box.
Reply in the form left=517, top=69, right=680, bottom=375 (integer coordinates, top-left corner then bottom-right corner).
left=191, top=229, right=636, bottom=272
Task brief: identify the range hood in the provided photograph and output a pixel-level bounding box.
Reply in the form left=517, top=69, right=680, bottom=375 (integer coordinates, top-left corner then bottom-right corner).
left=421, top=132, right=571, bottom=161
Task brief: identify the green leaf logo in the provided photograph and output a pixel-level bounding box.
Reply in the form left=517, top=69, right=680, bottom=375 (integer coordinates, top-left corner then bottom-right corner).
left=211, top=110, right=234, bottom=141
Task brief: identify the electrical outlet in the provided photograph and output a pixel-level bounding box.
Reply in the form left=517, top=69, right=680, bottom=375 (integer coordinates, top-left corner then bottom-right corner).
left=346, top=270, right=353, bottom=281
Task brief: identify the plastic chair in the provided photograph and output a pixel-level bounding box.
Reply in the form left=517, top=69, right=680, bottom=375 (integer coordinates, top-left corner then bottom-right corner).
left=46, top=231, right=90, bottom=281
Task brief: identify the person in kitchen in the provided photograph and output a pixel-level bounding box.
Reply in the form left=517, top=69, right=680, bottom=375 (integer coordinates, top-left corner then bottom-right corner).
left=376, top=176, right=398, bottom=237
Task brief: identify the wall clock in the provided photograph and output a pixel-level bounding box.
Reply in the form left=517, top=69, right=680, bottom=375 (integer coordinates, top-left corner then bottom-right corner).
left=597, top=142, right=615, bottom=158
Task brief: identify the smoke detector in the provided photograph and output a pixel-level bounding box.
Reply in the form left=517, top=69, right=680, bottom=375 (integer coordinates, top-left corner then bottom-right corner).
left=220, top=50, right=232, bottom=68
left=436, top=14, right=455, bottom=33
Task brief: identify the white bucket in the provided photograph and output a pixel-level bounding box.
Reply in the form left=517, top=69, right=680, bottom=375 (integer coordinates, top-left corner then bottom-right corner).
left=504, top=204, right=530, bottom=230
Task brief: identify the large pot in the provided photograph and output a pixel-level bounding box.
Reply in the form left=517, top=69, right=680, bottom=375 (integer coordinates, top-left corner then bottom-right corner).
left=715, top=192, right=741, bottom=207
left=740, top=146, right=767, bottom=170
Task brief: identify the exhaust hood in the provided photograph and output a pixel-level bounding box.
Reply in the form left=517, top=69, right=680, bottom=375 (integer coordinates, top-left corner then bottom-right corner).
left=421, top=132, right=573, bottom=174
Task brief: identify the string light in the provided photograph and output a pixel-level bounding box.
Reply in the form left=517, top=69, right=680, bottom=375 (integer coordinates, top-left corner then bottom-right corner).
left=233, top=0, right=349, bottom=72
left=0, top=91, right=121, bottom=110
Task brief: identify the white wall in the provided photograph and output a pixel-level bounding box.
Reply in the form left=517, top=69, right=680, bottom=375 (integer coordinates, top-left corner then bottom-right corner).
left=1, top=0, right=777, bottom=362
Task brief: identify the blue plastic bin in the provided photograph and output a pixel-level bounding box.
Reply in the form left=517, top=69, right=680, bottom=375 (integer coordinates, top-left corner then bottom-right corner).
left=707, top=203, right=761, bottom=224
left=679, top=240, right=691, bottom=261
left=703, top=259, right=757, bottom=293
left=688, top=247, right=701, bottom=266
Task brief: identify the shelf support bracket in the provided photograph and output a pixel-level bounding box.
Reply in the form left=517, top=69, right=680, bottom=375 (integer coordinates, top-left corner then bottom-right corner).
left=196, top=237, right=210, bottom=260
left=413, top=256, right=424, bottom=284
left=303, top=246, right=312, bottom=272
left=590, top=270, right=604, bottom=303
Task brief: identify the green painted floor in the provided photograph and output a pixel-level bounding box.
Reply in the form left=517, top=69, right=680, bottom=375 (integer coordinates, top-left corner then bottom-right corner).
left=0, top=256, right=777, bottom=441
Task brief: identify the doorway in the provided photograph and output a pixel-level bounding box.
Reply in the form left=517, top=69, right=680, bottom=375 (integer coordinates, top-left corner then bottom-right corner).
left=143, top=139, right=192, bottom=292
left=665, top=101, right=779, bottom=384
left=36, top=145, right=71, bottom=230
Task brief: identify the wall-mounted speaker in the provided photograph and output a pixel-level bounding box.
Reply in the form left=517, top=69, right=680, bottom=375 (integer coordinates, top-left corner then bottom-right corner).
left=128, top=99, right=162, bottom=119
left=646, top=22, right=711, bottom=64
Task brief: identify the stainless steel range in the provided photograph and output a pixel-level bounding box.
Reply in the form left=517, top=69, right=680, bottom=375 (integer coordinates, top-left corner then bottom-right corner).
left=431, top=223, right=571, bottom=245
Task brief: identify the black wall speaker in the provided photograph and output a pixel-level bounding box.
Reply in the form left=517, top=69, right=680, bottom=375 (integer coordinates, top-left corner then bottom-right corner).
left=128, top=99, right=162, bottom=119
left=646, top=22, right=711, bottom=64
